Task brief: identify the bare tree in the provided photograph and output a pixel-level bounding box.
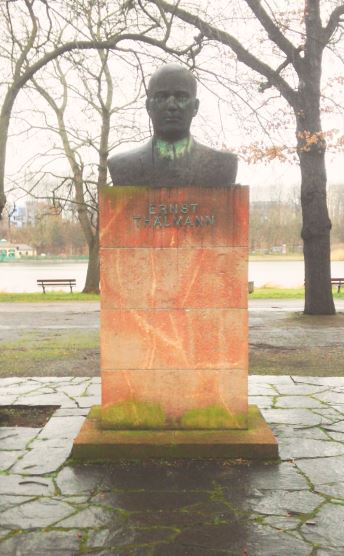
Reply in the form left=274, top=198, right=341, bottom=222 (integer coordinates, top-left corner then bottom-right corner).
left=0, top=0, right=194, bottom=218
left=143, top=0, right=344, bottom=314
left=29, top=46, right=146, bottom=293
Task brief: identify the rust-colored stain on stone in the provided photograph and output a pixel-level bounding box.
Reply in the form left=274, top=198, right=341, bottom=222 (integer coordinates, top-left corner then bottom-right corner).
left=100, top=186, right=248, bottom=248
left=101, top=309, right=248, bottom=370
left=100, top=185, right=249, bottom=429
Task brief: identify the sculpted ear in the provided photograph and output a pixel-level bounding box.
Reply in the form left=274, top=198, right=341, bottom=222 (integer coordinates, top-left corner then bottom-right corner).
left=193, top=98, right=200, bottom=117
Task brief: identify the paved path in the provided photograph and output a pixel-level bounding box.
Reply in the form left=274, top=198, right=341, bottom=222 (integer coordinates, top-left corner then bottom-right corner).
left=1, top=375, right=344, bottom=555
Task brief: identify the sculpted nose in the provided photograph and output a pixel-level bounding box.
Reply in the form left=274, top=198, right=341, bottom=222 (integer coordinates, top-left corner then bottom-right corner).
left=166, top=95, right=178, bottom=110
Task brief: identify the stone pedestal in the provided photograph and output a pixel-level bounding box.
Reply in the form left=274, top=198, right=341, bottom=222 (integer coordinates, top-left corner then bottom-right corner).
left=72, top=185, right=278, bottom=459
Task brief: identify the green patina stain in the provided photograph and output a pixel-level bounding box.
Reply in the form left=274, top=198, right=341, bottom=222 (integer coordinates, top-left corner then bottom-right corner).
left=100, top=401, right=166, bottom=430
left=180, top=405, right=247, bottom=430
left=155, top=137, right=192, bottom=159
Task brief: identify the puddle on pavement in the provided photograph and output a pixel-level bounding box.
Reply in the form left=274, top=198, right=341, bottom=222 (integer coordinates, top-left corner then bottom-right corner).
left=0, top=405, right=59, bottom=427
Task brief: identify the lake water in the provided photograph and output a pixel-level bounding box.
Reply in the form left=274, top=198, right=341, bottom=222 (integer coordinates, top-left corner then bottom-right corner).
left=1, top=259, right=344, bottom=292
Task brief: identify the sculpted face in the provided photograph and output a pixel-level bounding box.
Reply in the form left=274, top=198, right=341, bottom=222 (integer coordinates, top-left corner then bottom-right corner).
left=146, top=65, right=199, bottom=142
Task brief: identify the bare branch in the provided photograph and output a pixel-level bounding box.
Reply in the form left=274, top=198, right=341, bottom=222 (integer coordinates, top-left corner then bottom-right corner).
left=244, top=0, right=303, bottom=75
left=323, top=4, right=344, bottom=44
left=149, top=0, right=299, bottom=108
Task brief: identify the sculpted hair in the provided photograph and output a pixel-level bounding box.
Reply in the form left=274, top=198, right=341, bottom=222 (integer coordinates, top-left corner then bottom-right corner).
left=147, top=64, right=197, bottom=97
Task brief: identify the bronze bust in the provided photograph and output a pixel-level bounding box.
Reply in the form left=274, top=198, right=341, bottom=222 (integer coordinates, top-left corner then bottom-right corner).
left=107, top=64, right=237, bottom=187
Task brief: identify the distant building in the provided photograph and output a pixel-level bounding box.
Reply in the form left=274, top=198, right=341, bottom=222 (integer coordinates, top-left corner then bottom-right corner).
left=0, top=239, right=36, bottom=259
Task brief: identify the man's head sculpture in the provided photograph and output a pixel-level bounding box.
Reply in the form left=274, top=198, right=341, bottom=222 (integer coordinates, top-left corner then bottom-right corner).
left=146, top=64, right=199, bottom=142
left=107, top=63, right=238, bottom=187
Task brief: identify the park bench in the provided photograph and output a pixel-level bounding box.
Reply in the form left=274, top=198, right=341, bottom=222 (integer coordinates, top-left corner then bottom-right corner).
left=37, top=278, right=76, bottom=294
left=331, top=278, right=344, bottom=293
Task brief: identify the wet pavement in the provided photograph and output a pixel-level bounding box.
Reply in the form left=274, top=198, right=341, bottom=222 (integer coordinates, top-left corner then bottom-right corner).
left=1, top=375, right=344, bottom=555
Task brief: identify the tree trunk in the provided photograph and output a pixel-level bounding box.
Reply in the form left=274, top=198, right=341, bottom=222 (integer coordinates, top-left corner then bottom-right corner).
left=83, top=234, right=100, bottom=293
left=298, top=146, right=334, bottom=314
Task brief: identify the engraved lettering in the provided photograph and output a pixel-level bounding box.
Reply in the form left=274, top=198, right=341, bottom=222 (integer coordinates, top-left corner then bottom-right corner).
left=173, top=215, right=183, bottom=226
left=184, top=216, right=193, bottom=226
left=205, top=215, right=215, bottom=225
left=132, top=202, right=216, bottom=229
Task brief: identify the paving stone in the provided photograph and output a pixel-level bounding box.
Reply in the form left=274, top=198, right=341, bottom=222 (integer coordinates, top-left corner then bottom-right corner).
left=278, top=438, right=344, bottom=460
left=74, top=396, right=100, bottom=408
left=250, top=376, right=293, bottom=385
left=245, top=524, right=311, bottom=556
left=0, top=474, right=54, bottom=496
left=273, top=383, right=328, bottom=396
left=262, top=515, right=301, bottom=530
left=0, top=427, right=39, bottom=450
left=296, top=455, right=344, bottom=485
left=56, top=465, right=110, bottom=495
left=97, top=490, right=211, bottom=513
left=233, top=462, right=308, bottom=491
left=0, top=450, right=26, bottom=471
left=12, top=445, right=72, bottom=475
left=316, top=549, right=344, bottom=555
left=0, top=530, right=81, bottom=555
left=37, top=415, right=85, bottom=440
left=83, top=383, right=101, bottom=396
left=322, top=420, right=344, bottom=433
left=246, top=490, right=323, bottom=516
left=63, top=460, right=247, bottom=493
left=57, top=505, right=121, bottom=528
left=128, top=508, right=231, bottom=528
left=57, top=384, right=91, bottom=397
left=14, top=394, right=75, bottom=407
left=270, top=424, right=329, bottom=441
left=261, top=408, right=327, bottom=426
left=53, top=407, right=90, bottom=417
left=0, top=498, right=74, bottom=529
left=314, top=482, right=344, bottom=500
left=248, top=396, right=274, bottom=408
left=86, top=527, right=136, bottom=549
left=301, top=503, right=344, bottom=547
left=171, top=521, right=247, bottom=552
left=274, top=395, right=324, bottom=408
left=0, top=396, right=17, bottom=404
left=0, top=495, right=34, bottom=512
left=332, top=405, right=344, bottom=415
left=325, top=430, right=344, bottom=442
left=88, top=524, right=176, bottom=550
left=314, top=391, right=344, bottom=404
left=249, top=384, right=277, bottom=396
left=294, top=377, right=344, bottom=386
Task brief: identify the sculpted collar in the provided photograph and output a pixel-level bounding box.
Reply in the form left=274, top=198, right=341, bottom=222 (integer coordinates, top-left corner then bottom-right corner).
left=153, top=136, right=194, bottom=160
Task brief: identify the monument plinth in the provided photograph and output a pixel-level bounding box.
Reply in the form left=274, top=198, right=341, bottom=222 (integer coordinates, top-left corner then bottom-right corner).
left=72, top=63, right=277, bottom=459
left=72, top=184, right=278, bottom=459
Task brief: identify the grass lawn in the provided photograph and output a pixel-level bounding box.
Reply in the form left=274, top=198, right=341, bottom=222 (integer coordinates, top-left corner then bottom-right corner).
left=0, top=288, right=342, bottom=302
left=0, top=292, right=100, bottom=302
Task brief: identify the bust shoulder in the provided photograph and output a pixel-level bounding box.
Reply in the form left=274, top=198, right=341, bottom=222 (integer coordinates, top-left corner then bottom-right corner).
left=107, top=140, right=153, bottom=186
left=191, top=140, right=238, bottom=186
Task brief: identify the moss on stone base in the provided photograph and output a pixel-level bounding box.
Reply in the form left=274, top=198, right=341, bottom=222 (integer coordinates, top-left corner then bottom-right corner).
left=100, top=401, right=166, bottom=430
left=180, top=405, right=247, bottom=430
